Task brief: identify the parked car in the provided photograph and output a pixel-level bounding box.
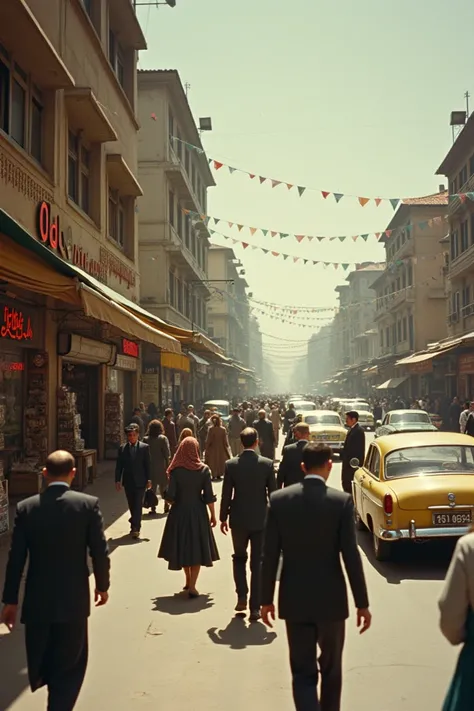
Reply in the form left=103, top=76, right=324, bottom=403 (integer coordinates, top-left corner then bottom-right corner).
left=375, top=410, right=438, bottom=438
left=204, top=399, right=230, bottom=423
left=299, top=411, right=347, bottom=454
left=351, top=432, right=474, bottom=561
left=292, top=400, right=317, bottom=412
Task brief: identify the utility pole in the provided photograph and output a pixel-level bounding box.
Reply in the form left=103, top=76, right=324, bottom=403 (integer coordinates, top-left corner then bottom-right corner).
left=184, top=82, right=191, bottom=97
left=465, top=91, right=471, bottom=118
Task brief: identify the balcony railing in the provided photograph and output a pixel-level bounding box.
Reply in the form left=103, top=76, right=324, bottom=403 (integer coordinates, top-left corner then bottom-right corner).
left=449, top=173, right=474, bottom=216
left=449, top=243, right=474, bottom=281
left=166, top=141, right=205, bottom=215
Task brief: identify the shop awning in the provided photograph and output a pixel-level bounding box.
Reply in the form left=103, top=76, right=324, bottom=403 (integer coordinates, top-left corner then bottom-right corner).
left=188, top=351, right=210, bottom=367
left=232, top=363, right=255, bottom=375
left=80, top=285, right=181, bottom=354
left=396, top=347, right=456, bottom=366
left=0, top=0, right=75, bottom=89
left=376, top=377, right=409, bottom=390
left=161, top=352, right=191, bottom=373
left=65, top=88, right=118, bottom=143
left=0, top=233, right=81, bottom=305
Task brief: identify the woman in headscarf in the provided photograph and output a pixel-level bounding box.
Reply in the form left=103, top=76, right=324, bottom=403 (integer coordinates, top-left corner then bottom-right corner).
left=439, top=526, right=474, bottom=709
left=178, top=427, right=195, bottom=445
left=205, top=414, right=232, bottom=481
left=158, top=437, right=219, bottom=597
left=143, top=419, right=171, bottom=514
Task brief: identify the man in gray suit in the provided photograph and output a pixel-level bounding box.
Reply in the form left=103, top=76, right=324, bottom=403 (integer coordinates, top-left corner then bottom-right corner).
left=220, top=427, right=276, bottom=621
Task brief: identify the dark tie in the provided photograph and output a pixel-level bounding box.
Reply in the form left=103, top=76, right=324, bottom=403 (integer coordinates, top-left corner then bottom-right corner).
left=131, top=444, right=136, bottom=459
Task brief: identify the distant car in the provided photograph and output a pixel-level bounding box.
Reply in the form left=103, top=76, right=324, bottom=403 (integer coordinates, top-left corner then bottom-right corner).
left=429, top=412, right=443, bottom=429
left=204, top=399, right=230, bottom=423
left=299, top=410, right=347, bottom=453
left=375, top=410, right=438, bottom=438
left=292, top=400, right=317, bottom=412
left=352, top=432, right=474, bottom=561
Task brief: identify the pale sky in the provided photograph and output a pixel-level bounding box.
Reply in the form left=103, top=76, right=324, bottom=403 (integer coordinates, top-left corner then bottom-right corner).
left=137, top=0, right=474, bottom=388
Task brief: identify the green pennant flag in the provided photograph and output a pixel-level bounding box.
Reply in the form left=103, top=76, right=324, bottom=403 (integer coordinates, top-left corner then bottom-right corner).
left=213, top=218, right=220, bottom=226
left=338, top=236, right=345, bottom=242
left=342, top=263, right=349, bottom=270
left=228, top=167, right=237, bottom=174
left=261, top=229, right=268, bottom=236
left=283, top=255, right=289, bottom=260
left=390, top=198, right=400, bottom=210
left=304, top=259, right=309, bottom=265
left=361, top=234, right=369, bottom=241
left=297, top=186, right=306, bottom=197
left=280, top=233, right=289, bottom=239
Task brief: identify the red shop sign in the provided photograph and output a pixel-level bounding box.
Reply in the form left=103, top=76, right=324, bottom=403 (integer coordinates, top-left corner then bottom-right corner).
left=122, top=338, right=139, bottom=358
left=36, top=201, right=68, bottom=260
left=458, top=353, right=474, bottom=374
left=0, top=305, right=34, bottom=342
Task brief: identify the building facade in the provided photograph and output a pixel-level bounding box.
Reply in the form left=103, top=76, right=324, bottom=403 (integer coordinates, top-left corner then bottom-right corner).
left=345, top=264, right=385, bottom=365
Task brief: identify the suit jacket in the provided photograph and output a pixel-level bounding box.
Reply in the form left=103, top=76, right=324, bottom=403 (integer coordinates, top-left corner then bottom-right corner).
left=220, top=450, right=276, bottom=531
left=341, top=423, right=365, bottom=471
left=115, top=441, right=151, bottom=489
left=277, top=439, right=308, bottom=488
left=163, top=418, right=178, bottom=454
left=261, top=479, right=369, bottom=622
left=2, top=485, right=110, bottom=624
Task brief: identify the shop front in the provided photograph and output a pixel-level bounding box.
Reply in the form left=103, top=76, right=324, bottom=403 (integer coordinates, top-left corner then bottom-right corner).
left=457, top=353, right=474, bottom=400
left=188, top=351, right=210, bottom=405
left=108, top=338, right=140, bottom=423
left=161, top=352, right=191, bottom=409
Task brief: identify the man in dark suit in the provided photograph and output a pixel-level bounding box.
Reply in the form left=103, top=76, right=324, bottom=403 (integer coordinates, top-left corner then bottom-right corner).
left=341, top=410, right=366, bottom=495
left=261, top=443, right=371, bottom=711
left=220, top=427, right=276, bottom=621
left=277, top=422, right=310, bottom=488
left=253, top=409, right=276, bottom=459
left=1, top=450, right=110, bottom=711
left=115, top=423, right=151, bottom=538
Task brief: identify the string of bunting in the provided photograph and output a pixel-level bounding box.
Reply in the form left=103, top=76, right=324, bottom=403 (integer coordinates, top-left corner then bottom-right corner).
left=170, top=135, right=453, bottom=207
left=183, top=208, right=446, bottom=243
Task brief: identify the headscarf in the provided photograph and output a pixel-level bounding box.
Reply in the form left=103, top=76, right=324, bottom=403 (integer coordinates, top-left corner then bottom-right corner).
left=178, top=427, right=194, bottom=444
left=167, top=437, right=202, bottom=475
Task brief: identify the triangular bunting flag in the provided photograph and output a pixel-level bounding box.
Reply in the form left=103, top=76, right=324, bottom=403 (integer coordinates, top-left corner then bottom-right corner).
left=375, top=232, right=381, bottom=240
left=342, top=263, right=349, bottom=270
left=199, top=214, right=206, bottom=221
left=261, top=229, right=268, bottom=236
left=467, top=192, right=474, bottom=201
left=213, top=218, right=220, bottom=226
left=358, top=197, right=370, bottom=207
left=385, top=229, right=392, bottom=237
left=375, top=198, right=382, bottom=207
left=334, top=193, right=343, bottom=203
left=321, top=191, right=330, bottom=199
left=242, top=242, right=249, bottom=249
left=295, top=235, right=305, bottom=243
left=208, top=158, right=212, bottom=165
left=213, top=161, right=223, bottom=170
left=460, top=194, right=468, bottom=203
left=352, top=236, right=358, bottom=242
left=286, top=183, right=293, bottom=190
left=330, top=236, right=337, bottom=241
left=297, top=186, right=306, bottom=197
left=271, top=231, right=278, bottom=238
left=419, top=221, right=428, bottom=230
left=283, top=255, right=289, bottom=260
left=317, top=236, right=325, bottom=242
left=361, top=234, right=369, bottom=241
left=259, top=176, right=266, bottom=184
left=262, top=249, right=269, bottom=254
left=182, top=208, right=190, bottom=215
left=405, top=224, right=413, bottom=232
left=249, top=227, right=257, bottom=236
left=237, top=225, right=244, bottom=232
left=271, top=251, right=280, bottom=257
left=271, top=180, right=282, bottom=189
left=251, top=245, right=258, bottom=250
left=228, top=167, right=236, bottom=174
left=280, top=233, right=289, bottom=239
left=293, top=257, right=299, bottom=263
left=228, top=222, right=234, bottom=229
left=338, top=236, right=345, bottom=242
left=333, top=263, right=339, bottom=269
left=390, top=198, right=400, bottom=210
left=208, top=229, right=216, bottom=236
left=151, top=113, right=157, bottom=121
left=307, top=236, right=314, bottom=242
left=304, top=259, right=309, bottom=265
left=249, top=174, right=256, bottom=180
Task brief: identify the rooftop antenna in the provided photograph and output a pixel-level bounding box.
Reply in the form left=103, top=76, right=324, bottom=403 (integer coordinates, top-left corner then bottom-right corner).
left=451, top=110, right=467, bottom=143
left=184, top=82, right=191, bottom=97
left=465, top=90, right=470, bottom=118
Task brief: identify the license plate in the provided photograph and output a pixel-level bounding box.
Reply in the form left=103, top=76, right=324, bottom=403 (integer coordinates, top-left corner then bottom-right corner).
left=432, top=511, right=472, bottom=526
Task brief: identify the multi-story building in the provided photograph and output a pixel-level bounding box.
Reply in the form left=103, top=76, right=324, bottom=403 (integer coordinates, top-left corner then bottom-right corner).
left=369, top=190, right=448, bottom=397
left=306, top=323, right=333, bottom=390
left=345, top=264, right=385, bottom=365
left=331, top=284, right=350, bottom=371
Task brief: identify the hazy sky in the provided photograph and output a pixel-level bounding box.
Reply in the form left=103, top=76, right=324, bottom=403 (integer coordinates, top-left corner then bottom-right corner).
left=137, top=0, right=474, bottom=386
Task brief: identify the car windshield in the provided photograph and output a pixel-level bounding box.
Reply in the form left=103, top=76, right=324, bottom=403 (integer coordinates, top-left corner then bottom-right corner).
left=304, top=414, right=341, bottom=425
left=294, top=402, right=316, bottom=411
left=352, top=403, right=369, bottom=411
left=205, top=403, right=229, bottom=417
left=390, top=412, right=430, bottom=424
left=385, top=445, right=474, bottom=479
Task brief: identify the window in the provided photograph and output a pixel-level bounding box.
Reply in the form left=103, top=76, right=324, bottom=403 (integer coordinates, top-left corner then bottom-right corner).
left=109, top=29, right=125, bottom=88
left=470, top=154, right=474, bottom=177
left=379, top=329, right=383, bottom=348
left=369, top=448, right=380, bottom=478
left=68, top=131, right=91, bottom=215
left=450, top=177, right=457, bottom=195
left=462, top=285, right=470, bottom=308
left=402, top=317, right=407, bottom=341
left=451, top=229, right=459, bottom=261
left=169, top=270, right=176, bottom=307
left=461, top=220, right=469, bottom=253
left=184, top=215, right=190, bottom=249
left=11, top=78, right=26, bottom=147
left=177, top=278, right=183, bottom=313
left=459, top=165, right=468, bottom=189
left=30, top=93, right=43, bottom=163
left=385, top=327, right=390, bottom=347
left=397, top=320, right=402, bottom=343
left=407, top=263, right=413, bottom=286
left=168, top=190, right=175, bottom=227
left=452, top=291, right=460, bottom=316
left=176, top=203, right=182, bottom=239
left=0, top=59, right=9, bottom=133
left=108, top=188, right=125, bottom=248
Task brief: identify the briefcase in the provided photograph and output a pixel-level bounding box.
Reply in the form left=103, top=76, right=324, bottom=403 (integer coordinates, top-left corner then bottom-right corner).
left=143, top=488, right=158, bottom=509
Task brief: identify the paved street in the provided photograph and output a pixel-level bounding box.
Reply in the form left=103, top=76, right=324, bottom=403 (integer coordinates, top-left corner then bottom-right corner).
left=0, top=438, right=459, bottom=710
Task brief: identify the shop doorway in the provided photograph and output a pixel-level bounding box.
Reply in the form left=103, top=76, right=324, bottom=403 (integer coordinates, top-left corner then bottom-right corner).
left=62, top=364, right=99, bottom=450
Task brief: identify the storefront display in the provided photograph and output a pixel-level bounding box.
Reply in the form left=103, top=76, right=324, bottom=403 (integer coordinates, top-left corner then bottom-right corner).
left=25, top=351, right=48, bottom=463
left=105, top=392, right=124, bottom=459
left=57, top=387, right=84, bottom=452
left=0, top=459, right=7, bottom=536
left=61, top=364, right=99, bottom=450
left=0, top=347, right=24, bottom=450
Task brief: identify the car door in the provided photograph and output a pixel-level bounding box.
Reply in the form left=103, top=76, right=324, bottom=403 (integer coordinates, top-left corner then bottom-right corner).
left=354, top=445, right=373, bottom=518
left=362, top=446, right=381, bottom=523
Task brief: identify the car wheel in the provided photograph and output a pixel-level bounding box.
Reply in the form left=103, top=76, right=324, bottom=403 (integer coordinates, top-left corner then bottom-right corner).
left=373, top=533, right=391, bottom=561
left=354, top=506, right=366, bottom=531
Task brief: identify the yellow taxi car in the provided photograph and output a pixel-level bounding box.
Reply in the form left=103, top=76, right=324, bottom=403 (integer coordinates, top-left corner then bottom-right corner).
left=352, top=432, right=474, bottom=561
left=299, top=410, right=347, bottom=454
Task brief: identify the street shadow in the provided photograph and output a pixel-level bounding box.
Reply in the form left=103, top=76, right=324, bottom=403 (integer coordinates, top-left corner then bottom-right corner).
left=358, top=530, right=454, bottom=584
left=152, top=593, right=214, bottom=615
left=207, top=615, right=277, bottom=649
left=107, top=534, right=151, bottom=551
left=0, top=627, right=30, bottom=711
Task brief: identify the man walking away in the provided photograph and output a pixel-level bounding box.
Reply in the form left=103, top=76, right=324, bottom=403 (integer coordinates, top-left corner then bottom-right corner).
left=186, top=404, right=200, bottom=433
left=228, top=407, right=246, bottom=456
left=271, top=403, right=281, bottom=447
left=198, top=409, right=212, bottom=455
left=1, top=450, right=110, bottom=711
left=115, top=424, right=151, bottom=538
left=253, top=409, right=276, bottom=460
left=261, top=443, right=371, bottom=711
left=449, top=396, right=462, bottom=433
left=277, top=423, right=310, bottom=488
left=176, top=406, right=197, bottom=437
left=341, top=411, right=365, bottom=496
left=163, top=408, right=178, bottom=455
left=245, top=403, right=256, bottom=427
left=131, top=407, right=145, bottom=439
left=220, top=428, right=276, bottom=621
left=283, top=403, right=296, bottom=435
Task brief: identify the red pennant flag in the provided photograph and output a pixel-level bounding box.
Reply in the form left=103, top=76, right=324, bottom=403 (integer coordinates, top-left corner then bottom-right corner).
left=358, top=197, right=370, bottom=207
left=286, top=183, right=293, bottom=190
left=151, top=113, right=157, bottom=121
left=271, top=231, right=278, bottom=237
left=271, top=180, right=282, bottom=189
left=259, top=176, right=266, bottom=184
left=249, top=174, right=256, bottom=180
left=241, top=242, right=249, bottom=249
left=375, top=232, right=381, bottom=240
left=249, top=227, right=257, bottom=236
left=228, top=222, right=234, bottom=228
left=374, top=198, right=382, bottom=207
left=321, top=191, right=330, bottom=199
left=385, top=229, right=392, bottom=237
left=460, top=194, right=468, bottom=203
left=295, top=235, right=305, bottom=243
left=182, top=208, right=190, bottom=215
left=271, top=251, right=280, bottom=257
left=352, top=236, right=358, bottom=242
left=213, top=161, right=223, bottom=170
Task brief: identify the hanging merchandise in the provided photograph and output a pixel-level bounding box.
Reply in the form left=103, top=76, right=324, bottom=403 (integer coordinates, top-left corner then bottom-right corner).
left=183, top=209, right=446, bottom=244
left=170, top=135, right=453, bottom=206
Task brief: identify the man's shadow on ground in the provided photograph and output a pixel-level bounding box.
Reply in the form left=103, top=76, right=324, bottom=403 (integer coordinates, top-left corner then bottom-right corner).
left=207, top=615, right=277, bottom=650
left=152, top=593, right=214, bottom=615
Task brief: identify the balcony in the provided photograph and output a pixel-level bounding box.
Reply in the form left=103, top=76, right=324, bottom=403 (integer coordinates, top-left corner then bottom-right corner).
left=165, top=143, right=205, bottom=215
left=449, top=173, right=474, bottom=216
left=388, top=285, right=415, bottom=312
left=449, top=243, right=474, bottom=281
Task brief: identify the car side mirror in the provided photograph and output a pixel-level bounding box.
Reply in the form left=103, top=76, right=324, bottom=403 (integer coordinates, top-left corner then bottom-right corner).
left=376, top=420, right=382, bottom=427
left=350, top=457, right=360, bottom=469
